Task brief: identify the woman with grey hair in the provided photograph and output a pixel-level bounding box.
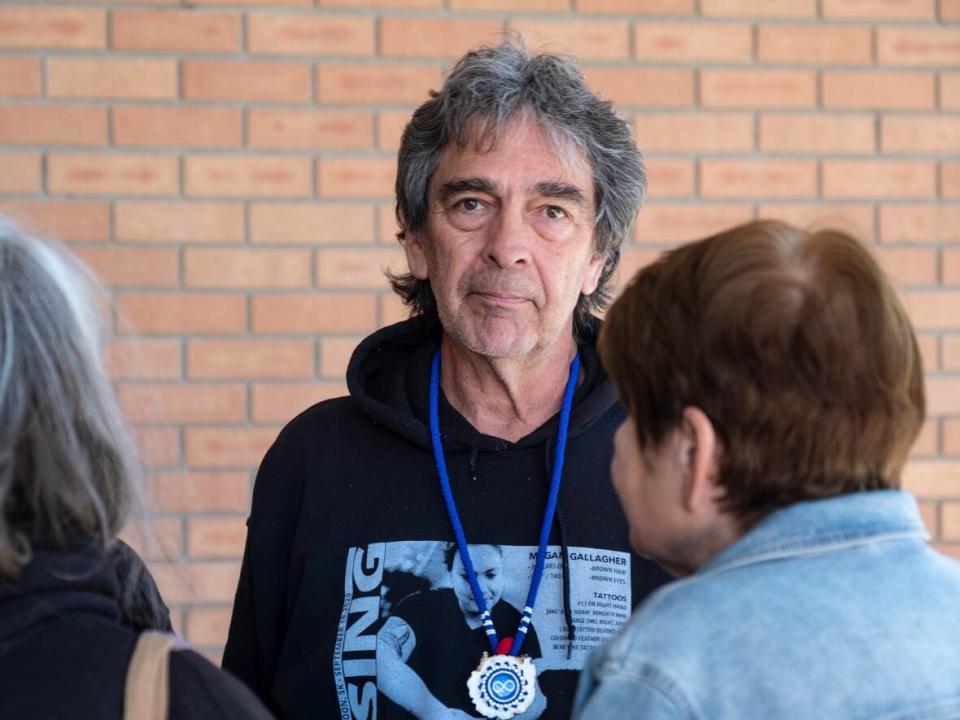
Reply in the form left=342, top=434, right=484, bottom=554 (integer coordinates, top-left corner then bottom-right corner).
left=0, top=218, right=272, bottom=719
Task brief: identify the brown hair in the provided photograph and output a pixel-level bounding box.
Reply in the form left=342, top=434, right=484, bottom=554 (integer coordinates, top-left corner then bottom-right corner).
left=600, top=220, right=925, bottom=526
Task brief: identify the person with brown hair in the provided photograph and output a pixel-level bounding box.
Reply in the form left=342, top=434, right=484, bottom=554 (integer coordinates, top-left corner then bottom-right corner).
left=574, top=219, right=960, bottom=719
left=0, top=217, right=273, bottom=719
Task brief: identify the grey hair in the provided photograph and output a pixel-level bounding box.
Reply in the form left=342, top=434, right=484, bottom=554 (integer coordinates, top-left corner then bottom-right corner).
left=390, top=40, right=646, bottom=337
left=0, top=217, right=141, bottom=579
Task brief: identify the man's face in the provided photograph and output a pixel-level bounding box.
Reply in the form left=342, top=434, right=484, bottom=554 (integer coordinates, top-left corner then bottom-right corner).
left=404, top=117, right=604, bottom=359
left=451, top=545, right=504, bottom=617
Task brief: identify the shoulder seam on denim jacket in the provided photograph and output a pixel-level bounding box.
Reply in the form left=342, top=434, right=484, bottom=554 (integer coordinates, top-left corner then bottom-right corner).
left=700, top=530, right=926, bottom=579
left=599, top=659, right=698, bottom=720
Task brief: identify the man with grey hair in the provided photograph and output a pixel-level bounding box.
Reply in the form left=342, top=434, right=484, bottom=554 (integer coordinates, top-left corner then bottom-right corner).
left=223, top=41, right=670, bottom=720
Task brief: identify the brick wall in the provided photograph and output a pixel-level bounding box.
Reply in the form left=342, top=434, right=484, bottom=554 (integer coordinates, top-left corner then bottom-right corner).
left=0, top=0, right=957, bottom=660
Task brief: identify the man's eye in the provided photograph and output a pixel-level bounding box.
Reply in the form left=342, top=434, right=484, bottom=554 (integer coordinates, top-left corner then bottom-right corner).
left=454, top=198, right=483, bottom=212
left=544, top=205, right=568, bottom=220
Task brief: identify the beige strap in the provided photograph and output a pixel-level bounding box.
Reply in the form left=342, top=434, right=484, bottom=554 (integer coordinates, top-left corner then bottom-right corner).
left=123, top=631, right=177, bottom=720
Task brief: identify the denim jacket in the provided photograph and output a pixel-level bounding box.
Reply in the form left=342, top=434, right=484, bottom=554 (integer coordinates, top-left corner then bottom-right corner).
left=573, top=491, right=960, bottom=720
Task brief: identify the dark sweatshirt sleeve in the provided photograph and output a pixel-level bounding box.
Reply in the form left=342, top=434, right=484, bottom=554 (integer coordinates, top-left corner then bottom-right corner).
left=222, top=428, right=306, bottom=712
left=170, top=649, right=276, bottom=719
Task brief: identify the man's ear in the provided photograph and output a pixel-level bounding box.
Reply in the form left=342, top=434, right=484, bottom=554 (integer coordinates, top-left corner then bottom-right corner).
left=402, top=231, right=430, bottom=280
left=579, top=250, right=605, bottom=297
left=678, top=406, right=722, bottom=515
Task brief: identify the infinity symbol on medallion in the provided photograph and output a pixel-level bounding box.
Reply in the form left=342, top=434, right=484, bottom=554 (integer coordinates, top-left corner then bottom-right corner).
left=491, top=679, right=517, bottom=697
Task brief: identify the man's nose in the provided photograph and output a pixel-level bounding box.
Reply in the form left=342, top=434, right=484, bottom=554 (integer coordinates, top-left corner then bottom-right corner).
left=484, top=206, right=533, bottom=268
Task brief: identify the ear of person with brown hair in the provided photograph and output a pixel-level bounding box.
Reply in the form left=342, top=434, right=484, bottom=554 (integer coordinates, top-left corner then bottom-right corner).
left=0, top=217, right=275, bottom=719
left=574, top=219, right=960, bottom=720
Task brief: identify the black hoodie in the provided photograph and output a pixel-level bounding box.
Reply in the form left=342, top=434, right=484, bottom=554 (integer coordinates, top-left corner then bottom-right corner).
left=223, top=319, right=671, bottom=720
left=0, top=541, right=273, bottom=719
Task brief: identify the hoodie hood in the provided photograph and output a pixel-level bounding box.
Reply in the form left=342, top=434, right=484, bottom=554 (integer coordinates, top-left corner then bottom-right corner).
left=346, top=316, right=618, bottom=453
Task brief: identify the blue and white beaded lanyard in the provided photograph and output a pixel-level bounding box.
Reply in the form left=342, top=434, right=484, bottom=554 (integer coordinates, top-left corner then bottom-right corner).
left=429, top=349, right=580, bottom=719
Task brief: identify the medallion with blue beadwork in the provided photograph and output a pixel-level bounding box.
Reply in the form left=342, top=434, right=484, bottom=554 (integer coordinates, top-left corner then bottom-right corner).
left=467, top=653, right=537, bottom=719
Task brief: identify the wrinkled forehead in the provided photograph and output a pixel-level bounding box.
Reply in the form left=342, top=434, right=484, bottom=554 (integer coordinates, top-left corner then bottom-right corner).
left=438, top=112, right=592, bottom=191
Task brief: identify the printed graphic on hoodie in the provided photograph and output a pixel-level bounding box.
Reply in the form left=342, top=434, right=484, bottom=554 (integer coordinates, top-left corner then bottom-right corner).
left=334, top=541, right=631, bottom=720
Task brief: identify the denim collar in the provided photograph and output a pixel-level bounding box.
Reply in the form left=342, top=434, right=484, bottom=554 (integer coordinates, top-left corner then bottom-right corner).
left=700, top=490, right=928, bottom=578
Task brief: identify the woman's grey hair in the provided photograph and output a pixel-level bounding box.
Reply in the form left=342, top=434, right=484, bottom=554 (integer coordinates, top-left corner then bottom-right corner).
left=0, top=217, right=141, bottom=579
left=390, top=40, right=647, bottom=337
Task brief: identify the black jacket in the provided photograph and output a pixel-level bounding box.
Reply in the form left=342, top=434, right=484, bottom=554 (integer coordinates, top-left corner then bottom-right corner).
left=223, top=318, right=671, bottom=719
left=0, top=541, right=273, bottom=719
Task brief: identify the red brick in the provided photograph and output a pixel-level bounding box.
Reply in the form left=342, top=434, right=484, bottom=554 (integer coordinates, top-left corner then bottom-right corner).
left=0, top=57, right=40, bottom=97
left=185, top=248, right=311, bottom=289
left=943, top=74, right=960, bottom=110
left=0, top=200, right=109, bottom=242
left=701, top=70, right=816, bottom=108
left=634, top=22, right=751, bottom=63
left=760, top=114, right=875, bottom=154
left=925, top=377, right=960, bottom=415
left=822, top=71, right=934, bottom=109
left=380, top=17, right=503, bottom=59
left=113, top=106, right=241, bottom=149
left=188, top=517, right=247, bottom=559
left=251, top=294, right=377, bottom=334
left=121, top=518, right=182, bottom=562
left=945, top=420, right=960, bottom=455
left=185, top=607, right=233, bottom=647
left=902, top=460, right=960, bottom=496
left=922, top=334, right=941, bottom=372
left=115, top=202, right=243, bottom=244
left=185, top=156, right=311, bottom=198
left=183, top=60, right=309, bottom=103
left=185, top=427, right=278, bottom=469
left=701, top=0, right=815, bottom=15
left=251, top=382, right=346, bottom=422
left=758, top=25, right=872, bottom=64
left=248, top=109, right=371, bottom=150
left=112, top=10, right=238, bottom=52
left=917, top=500, right=939, bottom=534
left=823, top=160, right=935, bottom=199
left=0, top=104, right=106, bottom=146
left=119, top=382, right=246, bottom=424
left=945, top=163, right=960, bottom=198
left=910, top=419, right=939, bottom=459
left=73, top=246, right=178, bottom=288
left=192, top=0, right=309, bottom=4
left=701, top=160, right=816, bottom=199
left=377, top=111, right=410, bottom=152
left=48, top=154, right=177, bottom=196
left=188, top=339, right=315, bottom=379
left=321, top=337, right=361, bottom=377
left=47, top=58, right=176, bottom=100
left=0, top=7, right=104, bottom=49
left=575, top=0, right=693, bottom=12
left=316, top=248, right=406, bottom=289
left=318, top=158, right=395, bottom=199
left=318, top=64, right=439, bottom=104
left=874, top=247, right=937, bottom=285
left=944, top=0, right=960, bottom=19
left=941, top=249, right=960, bottom=285
left=585, top=67, right=694, bottom=107
left=380, top=292, right=409, bottom=326
left=117, top=294, right=246, bottom=335
left=882, top=116, right=960, bottom=153
left=378, top=203, right=402, bottom=244
left=823, top=0, right=934, bottom=18
left=941, top=335, right=960, bottom=369
left=150, top=471, right=249, bottom=513
left=758, top=203, right=875, bottom=240
left=645, top=159, right=695, bottom=198
left=635, top=113, right=753, bottom=154
left=633, top=204, right=753, bottom=244
left=133, top=426, right=180, bottom=468
left=881, top=205, right=960, bottom=243
left=151, top=562, right=240, bottom=604
left=901, top=291, right=960, bottom=329
left=105, top=339, right=181, bottom=381
left=0, top=153, right=39, bottom=194
left=878, top=28, right=960, bottom=65
left=248, top=13, right=372, bottom=55
left=320, top=0, right=438, bottom=6
left=943, top=502, right=960, bottom=541
left=616, top=249, right=662, bottom=284
left=510, top=18, right=630, bottom=60
left=250, top=203, right=374, bottom=244
left=452, top=0, right=568, bottom=8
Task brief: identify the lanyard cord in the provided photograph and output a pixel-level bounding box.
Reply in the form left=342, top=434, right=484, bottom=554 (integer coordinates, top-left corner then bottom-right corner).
left=429, top=349, right=580, bottom=657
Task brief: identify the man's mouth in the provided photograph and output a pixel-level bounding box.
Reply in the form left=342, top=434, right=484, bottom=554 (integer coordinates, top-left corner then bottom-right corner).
left=471, top=291, right=529, bottom=305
